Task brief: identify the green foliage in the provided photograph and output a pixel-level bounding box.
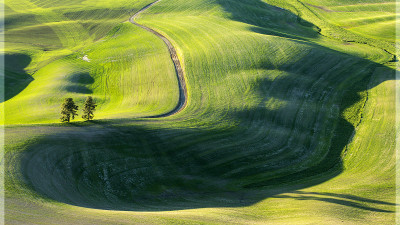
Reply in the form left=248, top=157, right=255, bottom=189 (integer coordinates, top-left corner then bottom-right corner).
left=60, top=98, right=78, bottom=122
left=82, top=96, right=97, bottom=121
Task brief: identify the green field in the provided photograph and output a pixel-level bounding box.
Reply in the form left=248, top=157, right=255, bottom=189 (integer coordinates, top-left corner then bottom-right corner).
left=3, top=0, right=398, bottom=224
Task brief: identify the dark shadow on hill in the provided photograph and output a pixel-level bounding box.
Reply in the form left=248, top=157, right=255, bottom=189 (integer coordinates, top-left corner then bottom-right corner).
left=292, top=191, right=397, bottom=207
left=17, top=97, right=395, bottom=212
left=15, top=0, right=397, bottom=213
left=3, top=53, right=34, bottom=103
left=273, top=191, right=395, bottom=213
left=216, top=0, right=319, bottom=40
left=4, top=13, right=38, bottom=30
left=232, top=60, right=376, bottom=189
left=64, top=85, right=93, bottom=94
left=63, top=72, right=94, bottom=94
left=68, top=72, right=94, bottom=85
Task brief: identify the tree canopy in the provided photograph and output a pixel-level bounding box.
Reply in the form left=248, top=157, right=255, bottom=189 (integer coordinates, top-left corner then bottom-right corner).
left=60, top=98, right=78, bottom=123
left=82, top=96, right=97, bottom=121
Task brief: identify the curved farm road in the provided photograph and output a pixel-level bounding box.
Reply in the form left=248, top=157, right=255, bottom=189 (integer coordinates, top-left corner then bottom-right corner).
left=129, top=1, right=188, bottom=118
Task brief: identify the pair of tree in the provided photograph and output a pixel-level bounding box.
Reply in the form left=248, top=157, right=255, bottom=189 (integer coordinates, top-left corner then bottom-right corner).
left=60, top=96, right=97, bottom=122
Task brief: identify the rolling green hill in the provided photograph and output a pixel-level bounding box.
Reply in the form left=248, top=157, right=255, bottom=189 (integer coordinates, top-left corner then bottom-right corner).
left=3, top=0, right=397, bottom=224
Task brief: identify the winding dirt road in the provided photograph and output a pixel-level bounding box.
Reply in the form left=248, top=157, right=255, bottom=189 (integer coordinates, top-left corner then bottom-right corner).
left=129, top=1, right=188, bottom=118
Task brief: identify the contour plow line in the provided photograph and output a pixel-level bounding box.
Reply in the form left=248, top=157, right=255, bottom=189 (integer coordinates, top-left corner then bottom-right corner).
left=129, top=0, right=188, bottom=118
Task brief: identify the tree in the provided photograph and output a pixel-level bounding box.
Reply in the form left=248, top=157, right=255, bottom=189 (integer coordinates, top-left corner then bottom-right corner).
left=60, top=98, right=78, bottom=123
left=82, top=96, right=97, bottom=121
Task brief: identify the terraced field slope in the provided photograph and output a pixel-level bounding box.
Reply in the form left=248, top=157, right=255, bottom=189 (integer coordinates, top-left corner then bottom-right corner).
left=3, top=0, right=397, bottom=224
left=302, top=0, right=398, bottom=43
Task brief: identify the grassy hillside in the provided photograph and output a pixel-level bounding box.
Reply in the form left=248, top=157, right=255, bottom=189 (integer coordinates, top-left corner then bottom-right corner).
left=300, top=0, right=398, bottom=42
left=4, top=22, right=178, bottom=124
left=5, top=0, right=154, bottom=69
left=265, top=0, right=397, bottom=67
left=4, top=0, right=397, bottom=224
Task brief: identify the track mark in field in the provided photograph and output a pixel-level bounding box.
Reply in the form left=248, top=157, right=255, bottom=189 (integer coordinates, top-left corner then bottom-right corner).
left=129, top=0, right=188, bottom=118
left=304, top=3, right=348, bottom=13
